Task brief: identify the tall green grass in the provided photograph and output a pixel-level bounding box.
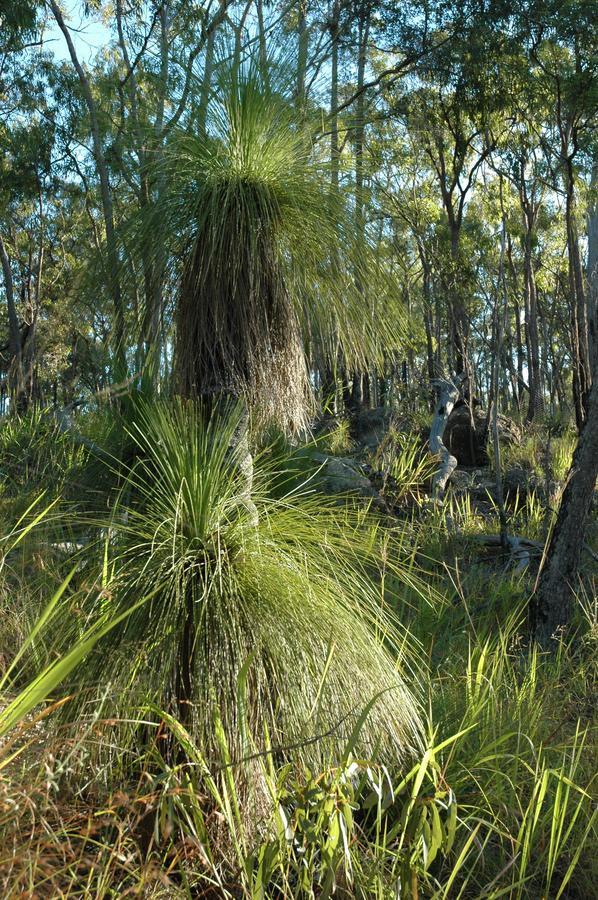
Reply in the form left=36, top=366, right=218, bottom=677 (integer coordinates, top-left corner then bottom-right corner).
left=0, top=408, right=595, bottom=897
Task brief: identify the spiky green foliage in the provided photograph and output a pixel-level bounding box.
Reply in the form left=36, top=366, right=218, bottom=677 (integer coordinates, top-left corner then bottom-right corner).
left=0, top=408, right=87, bottom=507
left=71, top=399, right=422, bottom=769
left=130, top=65, right=407, bottom=427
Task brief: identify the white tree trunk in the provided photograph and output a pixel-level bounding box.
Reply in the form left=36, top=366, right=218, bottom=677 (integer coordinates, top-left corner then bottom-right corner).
left=430, top=375, right=463, bottom=498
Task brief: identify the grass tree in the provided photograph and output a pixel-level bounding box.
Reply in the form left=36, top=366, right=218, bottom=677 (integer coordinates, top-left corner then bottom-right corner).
left=71, top=399, right=423, bottom=775
left=139, top=64, right=404, bottom=428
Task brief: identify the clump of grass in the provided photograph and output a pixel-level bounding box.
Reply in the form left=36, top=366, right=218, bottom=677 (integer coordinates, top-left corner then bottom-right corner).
left=424, top=623, right=597, bottom=899
left=371, top=428, right=437, bottom=506
left=501, top=424, right=576, bottom=485
left=0, top=409, right=87, bottom=511
left=315, top=417, right=354, bottom=456
left=0, top=410, right=596, bottom=898
left=551, top=430, right=576, bottom=482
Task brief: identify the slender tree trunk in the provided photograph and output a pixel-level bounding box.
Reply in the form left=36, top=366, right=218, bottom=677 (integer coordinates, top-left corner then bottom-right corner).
left=0, top=233, right=25, bottom=409
left=256, top=0, right=270, bottom=90
left=588, top=161, right=598, bottom=372
left=198, top=26, right=216, bottom=135
left=523, top=226, right=543, bottom=421
left=507, top=235, right=526, bottom=409
left=565, top=159, right=591, bottom=430
left=49, top=0, right=125, bottom=371
left=325, top=0, right=342, bottom=414
left=351, top=2, right=371, bottom=412
left=447, top=218, right=468, bottom=379
left=492, top=204, right=509, bottom=546
left=329, top=0, right=340, bottom=192
left=295, top=1, right=309, bottom=112
left=232, top=0, right=252, bottom=75
left=22, top=188, right=44, bottom=409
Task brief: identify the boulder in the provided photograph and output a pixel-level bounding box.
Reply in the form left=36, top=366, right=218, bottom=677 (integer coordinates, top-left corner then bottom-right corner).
left=502, top=465, right=559, bottom=505
left=311, top=452, right=387, bottom=508
left=449, top=467, right=499, bottom=502
left=444, top=403, right=520, bottom=467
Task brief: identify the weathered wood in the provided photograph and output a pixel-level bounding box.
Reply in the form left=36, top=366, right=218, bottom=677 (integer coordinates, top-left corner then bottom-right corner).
left=467, top=534, right=542, bottom=572
left=429, top=375, right=464, bottom=498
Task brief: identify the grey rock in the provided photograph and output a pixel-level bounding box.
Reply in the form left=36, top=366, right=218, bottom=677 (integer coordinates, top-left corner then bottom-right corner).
left=311, top=452, right=387, bottom=507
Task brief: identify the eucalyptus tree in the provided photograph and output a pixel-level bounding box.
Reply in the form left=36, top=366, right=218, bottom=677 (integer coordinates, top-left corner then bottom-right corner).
left=397, top=69, right=506, bottom=390
left=311, top=0, right=464, bottom=409
left=46, top=0, right=236, bottom=377
left=0, top=6, right=58, bottom=411
left=496, top=129, right=550, bottom=421
left=520, top=0, right=598, bottom=428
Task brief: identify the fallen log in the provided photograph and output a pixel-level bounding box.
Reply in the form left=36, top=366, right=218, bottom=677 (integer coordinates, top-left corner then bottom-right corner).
left=465, top=533, right=543, bottom=572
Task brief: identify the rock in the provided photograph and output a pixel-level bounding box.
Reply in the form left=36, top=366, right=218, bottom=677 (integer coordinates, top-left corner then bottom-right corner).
left=444, top=404, right=520, bottom=467
left=449, top=467, right=499, bottom=502
left=311, top=452, right=387, bottom=508
left=503, top=465, right=558, bottom=505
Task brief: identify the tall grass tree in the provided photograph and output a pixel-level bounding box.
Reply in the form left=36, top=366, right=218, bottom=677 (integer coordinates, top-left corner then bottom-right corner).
left=130, top=62, right=406, bottom=428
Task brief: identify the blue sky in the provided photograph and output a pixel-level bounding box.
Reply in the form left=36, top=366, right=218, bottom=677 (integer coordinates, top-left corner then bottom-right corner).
left=41, top=1, right=111, bottom=63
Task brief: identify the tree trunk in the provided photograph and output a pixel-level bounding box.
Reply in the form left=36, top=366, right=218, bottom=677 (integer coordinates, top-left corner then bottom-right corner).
left=565, top=159, right=591, bottom=430
left=329, top=0, right=340, bottom=192
left=295, top=0, right=309, bottom=112
left=351, top=3, right=371, bottom=414
left=256, top=0, right=270, bottom=91
left=493, top=210, right=510, bottom=546
left=49, top=0, right=125, bottom=373
left=0, top=231, right=37, bottom=412
left=506, top=235, right=527, bottom=409
left=429, top=375, right=463, bottom=498
left=531, top=369, right=598, bottom=645
left=198, top=27, right=216, bottom=135
left=523, top=226, right=543, bottom=421
left=448, top=219, right=469, bottom=380
left=587, top=160, right=598, bottom=373
left=532, top=195, right=598, bottom=643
